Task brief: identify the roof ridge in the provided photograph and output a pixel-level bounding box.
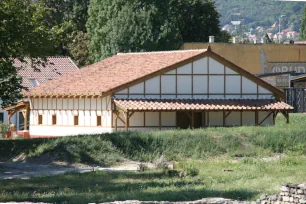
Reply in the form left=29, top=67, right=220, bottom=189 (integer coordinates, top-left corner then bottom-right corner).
left=117, top=49, right=207, bottom=55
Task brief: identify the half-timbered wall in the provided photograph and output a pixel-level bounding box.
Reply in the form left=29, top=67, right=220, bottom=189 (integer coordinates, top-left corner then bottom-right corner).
left=114, top=57, right=275, bottom=128
left=29, top=96, right=113, bottom=136
left=114, top=57, right=273, bottom=99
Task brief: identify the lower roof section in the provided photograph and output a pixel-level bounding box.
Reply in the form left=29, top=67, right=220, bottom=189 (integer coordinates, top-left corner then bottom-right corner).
left=114, top=98, right=293, bottom=111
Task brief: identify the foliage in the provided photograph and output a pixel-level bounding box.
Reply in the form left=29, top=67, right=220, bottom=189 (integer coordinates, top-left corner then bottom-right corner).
left=87, top=0, right=221, bottom=61
left=300, top=6, right=306, bottom=40
left=41, top=0, right=90, bottom=66
left=263, top=33, right=273, bottom=44
left=214, top=0, right=305, bottom=31
left=215, top=30, right=232, bottom=43
left=0, top=123, right=10, bottom=138
left=67, top=31, right=90, bottom=67
left=1, top=114, right=306, bottom=165
left=0, top=0, right=58, bottom=107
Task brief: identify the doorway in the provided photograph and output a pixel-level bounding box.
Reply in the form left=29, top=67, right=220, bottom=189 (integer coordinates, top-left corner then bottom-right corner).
left=193, top=112, right=203, bottom=128
left=176, top=111, right=204, bottom=129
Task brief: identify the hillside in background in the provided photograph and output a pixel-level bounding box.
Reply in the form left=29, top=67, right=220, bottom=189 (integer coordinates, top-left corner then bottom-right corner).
left=214, top=0, right=305, bottom=32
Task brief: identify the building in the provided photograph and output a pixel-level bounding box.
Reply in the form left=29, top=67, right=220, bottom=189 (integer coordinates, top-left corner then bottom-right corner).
left=1, top=57, right=79, bottom=133
left=19, top=47, right=292, bottom=138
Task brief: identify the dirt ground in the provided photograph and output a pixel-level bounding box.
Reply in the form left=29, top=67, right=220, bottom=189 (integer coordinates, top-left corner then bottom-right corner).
left=0, top=160, right=146, bottom=180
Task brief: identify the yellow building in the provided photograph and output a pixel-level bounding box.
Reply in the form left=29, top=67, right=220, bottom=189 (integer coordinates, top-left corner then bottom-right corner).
left=183, top=43, right=306, bottom=75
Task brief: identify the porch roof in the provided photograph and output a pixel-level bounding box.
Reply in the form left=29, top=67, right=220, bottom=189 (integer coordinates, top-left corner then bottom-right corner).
left=3, top=101, right=30, bottom=112
left=114, top=99, right=293, bottom=112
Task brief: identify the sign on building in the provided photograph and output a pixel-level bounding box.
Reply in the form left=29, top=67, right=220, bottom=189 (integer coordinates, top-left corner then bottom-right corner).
left=266, top=62, right=306, bottom=73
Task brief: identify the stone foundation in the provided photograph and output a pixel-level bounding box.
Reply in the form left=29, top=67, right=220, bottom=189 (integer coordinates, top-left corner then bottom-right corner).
left=258, top=184, right=306, bottom=204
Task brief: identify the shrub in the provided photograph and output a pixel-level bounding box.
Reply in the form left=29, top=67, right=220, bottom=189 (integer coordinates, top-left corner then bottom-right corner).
left=0, top=123, right=10, bottom=138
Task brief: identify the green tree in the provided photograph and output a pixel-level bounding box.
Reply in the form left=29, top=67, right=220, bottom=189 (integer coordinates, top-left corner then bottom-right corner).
left=87, top=0, right=221, bottom=62
left=41, top=0, right=90, bottom=65
left=67, top=31, right=90, bottom=67
left=215, top=30, right=232, bottom=43
left=0, top=0, right=57, bottom=107
left=300, top=6, right=306, bottom=40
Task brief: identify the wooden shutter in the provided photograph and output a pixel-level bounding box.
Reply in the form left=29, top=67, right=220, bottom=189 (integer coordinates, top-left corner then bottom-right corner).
left=97, top=116, right=102, bottom=126
left=74, top=115, right=79, bottom=126
left=38, top=115, right=43, bottom=125
left=52, top=115, right=56, bottom=125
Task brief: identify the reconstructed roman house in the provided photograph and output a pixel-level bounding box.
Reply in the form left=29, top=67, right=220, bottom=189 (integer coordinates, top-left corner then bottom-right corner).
left=1, top=57, right=78, bottom=133
left=22, top=47, right=292, bottom=137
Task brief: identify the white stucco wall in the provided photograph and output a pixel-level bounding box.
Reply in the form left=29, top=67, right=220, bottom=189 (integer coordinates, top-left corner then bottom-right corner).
left=30, top=126, right=112, bottom=137
left=29, top=96, right=112, bottom=136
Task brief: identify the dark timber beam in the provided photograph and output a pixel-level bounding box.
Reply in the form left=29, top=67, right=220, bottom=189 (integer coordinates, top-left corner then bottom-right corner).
left=259, top=111, right=273, bottom=126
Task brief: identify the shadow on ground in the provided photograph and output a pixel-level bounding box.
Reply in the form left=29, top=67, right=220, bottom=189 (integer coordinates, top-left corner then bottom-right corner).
left=0, top=171, right=258, bottom=203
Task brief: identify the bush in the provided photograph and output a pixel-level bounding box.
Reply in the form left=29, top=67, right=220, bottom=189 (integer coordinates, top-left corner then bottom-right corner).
left=0, top=123, right=10, bottom=138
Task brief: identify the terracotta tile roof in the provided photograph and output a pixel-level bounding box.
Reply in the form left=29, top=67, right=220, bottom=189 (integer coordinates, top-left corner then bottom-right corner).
left=114, top=99, right=293, bottom=111
left=26, top=50, right=207, bottom=97
left=14, top=57, right=79, bottom=91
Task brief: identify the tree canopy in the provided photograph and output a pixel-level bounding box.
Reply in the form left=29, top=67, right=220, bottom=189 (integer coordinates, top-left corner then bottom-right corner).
left=0, top=0, right=57, bottom=107
left=87, top=0, right=221, bottom=62
left=40, top=0, right=90, bottom=66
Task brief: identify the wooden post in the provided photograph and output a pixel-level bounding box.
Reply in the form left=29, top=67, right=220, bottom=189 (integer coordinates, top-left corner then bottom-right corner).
left=202, top=111, right=206, bottom=128
left=287, top=112, right=289, bottom=124
left=223, top=111, right=226, bottom=127
left=159, top=111, right=161, bottom=130
left=115, top=113, right=118, bottom=132
left=255, top=111, right=259, bottom=126
left=125, top=111, right=129, bottom=131
left=281, top=111, right=289, bottom=124
left=191, top=112, right=194, bottom=129
left=22, top=111, right=27, bottom=131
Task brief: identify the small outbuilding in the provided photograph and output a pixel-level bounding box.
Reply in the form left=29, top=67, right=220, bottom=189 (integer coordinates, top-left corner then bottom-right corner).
left=25, top=47, right=293, bottom=137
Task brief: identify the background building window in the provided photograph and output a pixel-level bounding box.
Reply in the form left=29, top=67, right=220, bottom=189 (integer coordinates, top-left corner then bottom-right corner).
left=74, top=115, right=79, bottom=126
left=0, top=113, right=4, bottom=123
left=29, top=79, right=39, bottom=87
left=52, top=115, right=57, bottom=125
left=97, top=116, right=102, bottom=126
left=38, top=114, right=43, bottom=125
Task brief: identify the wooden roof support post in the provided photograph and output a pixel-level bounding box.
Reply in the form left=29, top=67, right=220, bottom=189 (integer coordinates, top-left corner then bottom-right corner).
left=202, top=111, right=206, bottom=128
left=114, top=111, right=119, bottom=132
left=21, top=110, right=28, bottom=131
left=125, top=111, right=129, bottom=131
left=273, top=110, right=279, bottom=125
left=191, top=111, right=195, bottom=129
left=255, top=111, right=259, bottom=126
left=159, top=111, right=161, bottom=130
left=281, top=111, right=289, bottom=124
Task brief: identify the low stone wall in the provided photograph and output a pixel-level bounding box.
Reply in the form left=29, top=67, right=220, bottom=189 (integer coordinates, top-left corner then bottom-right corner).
left=258, top=184, right=306, bottom=204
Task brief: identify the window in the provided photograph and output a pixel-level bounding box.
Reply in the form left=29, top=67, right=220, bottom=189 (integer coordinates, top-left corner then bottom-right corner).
left=0, top=112, right=4, bottom=123
left=29, top=79, right=39, bottom=87
left=74, top=115, right=79, bottom=126
left=52, top=115, right=57, bottom=125
left=38, top=114, right=43, bottom=125
left=97, top=116, right=102, bottom=126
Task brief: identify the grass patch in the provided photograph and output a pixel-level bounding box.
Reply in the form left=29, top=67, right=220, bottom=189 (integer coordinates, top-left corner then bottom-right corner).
left=1, top=114, right=306, bottom=202
left=1, top=156, right=306, bottom=203
left=1, top=114, right=306, bottom=165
